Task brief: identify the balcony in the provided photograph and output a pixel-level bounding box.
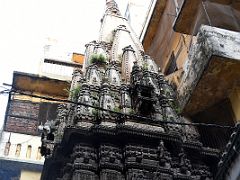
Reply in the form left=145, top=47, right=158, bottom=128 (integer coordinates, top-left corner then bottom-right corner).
left=178, top=25, right=240, bottom=116
left=174, top=0, right=240, bottom=35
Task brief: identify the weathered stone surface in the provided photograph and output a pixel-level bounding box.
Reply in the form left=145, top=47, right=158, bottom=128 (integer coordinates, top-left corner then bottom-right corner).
left=40, top=2, right=218, bottom=180
left=178, top=25, right=240, bottom=115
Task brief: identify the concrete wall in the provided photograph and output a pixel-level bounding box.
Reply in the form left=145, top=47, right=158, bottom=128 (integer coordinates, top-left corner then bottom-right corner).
left=143, top=0, right=191, bottom=77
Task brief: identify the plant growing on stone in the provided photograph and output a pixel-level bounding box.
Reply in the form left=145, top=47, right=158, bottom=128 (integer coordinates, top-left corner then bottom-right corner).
left=128, top=108, right=135, bottom=115
left=92, top=109, right=99, bottom=117
left=142, top=63, right=148, bottom=70
left=90, top=53, right=106, bottom=64
left=113, top=106, right=121, bottom=113
left=173, top=102, right=181, bottom=114
left=69, top=85, right=81, bottom=101
left=63, top=87, right=70, bottom=95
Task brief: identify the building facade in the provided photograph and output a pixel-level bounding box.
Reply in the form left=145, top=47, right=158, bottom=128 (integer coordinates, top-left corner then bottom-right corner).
left=124, top=0, right=153, bottom=38
left=40, top=1, right=221, bottom=179
left=0, top=71, right=71, bottom=180
left=139, top=0, right=240, bottom=179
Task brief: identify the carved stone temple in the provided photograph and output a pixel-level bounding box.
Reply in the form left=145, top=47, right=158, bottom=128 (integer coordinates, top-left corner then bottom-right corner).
left=40, top=1, right=220, bottom=179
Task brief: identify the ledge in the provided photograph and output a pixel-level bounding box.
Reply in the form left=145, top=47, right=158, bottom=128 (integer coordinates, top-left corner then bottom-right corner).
left=178, top=25, right=240, bottom=115
left=12, top=71, right=70, bottom=99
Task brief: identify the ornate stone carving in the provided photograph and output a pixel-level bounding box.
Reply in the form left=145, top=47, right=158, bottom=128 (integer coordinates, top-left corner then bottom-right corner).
left=178, top=148, right=192, bottom=176
left=69, top=68, right=82, bottom=100
left=152, top=100, right=163, bottom=122
left=143, top=55, right=158, bottom=73
left=100, top=169, right=124, bottom=180
left=105, top=0, right=121, bottom=16
left=181, top=117, right=200, bottom=142
left=192, top=165, right=212, bottom=180
left=122, top=45, right=137, bottom=83
left=126, top=169, right=154, bottom=180
left=125, top=145, right=158, bottom=169
left=83, top=41, right=98, bottom=70
left=72, top=170, right=99, bottom=180
left=105, top=62, right=121, bottom=86
left=157, top=141, right=172, bottom=168
left=61, top=163, right=73, bottom=180
left=40, top=119, right=56, bottom=156
left=99, top=144, right=123, bottom=171
left=40, top=1, right=219, bottom=179
left=120, top=84, right=131, bottom=114
left=85, top=65, right=102, bottom=86
left=54, top=104, right=68, bottom=142
left=72, top=144, right=98, bottom=172
left=75, top=83, right=95, bottom=123
left=130, top=61, right=142, bottom=86
left=99, top=82, right=117, bottom=121
left=99, top=144, right=124, bottom=180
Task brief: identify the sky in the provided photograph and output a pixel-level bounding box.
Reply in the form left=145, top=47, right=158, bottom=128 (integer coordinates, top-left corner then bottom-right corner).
left=0, top=0, right=132, bottom=129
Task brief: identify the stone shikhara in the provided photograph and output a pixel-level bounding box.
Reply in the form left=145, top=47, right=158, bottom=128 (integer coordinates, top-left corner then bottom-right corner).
left=40, top=1, right=218, bottom=179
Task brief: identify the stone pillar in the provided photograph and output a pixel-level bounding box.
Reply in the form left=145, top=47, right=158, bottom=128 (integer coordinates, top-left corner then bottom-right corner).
left=122, top=45, right=137, bottom=83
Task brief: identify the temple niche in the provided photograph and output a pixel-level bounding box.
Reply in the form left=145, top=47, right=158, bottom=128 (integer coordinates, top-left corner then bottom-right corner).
left=40, top=1, right=220, bottom=180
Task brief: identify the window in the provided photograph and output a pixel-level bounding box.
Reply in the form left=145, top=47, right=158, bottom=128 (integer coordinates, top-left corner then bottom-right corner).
left=36, top=147, right=41, bottom=160
left=26, top=145, right=32, bottom=158
left=15, top=144, right=21, bottom=157
left=4, top=142, right=11, bottom=156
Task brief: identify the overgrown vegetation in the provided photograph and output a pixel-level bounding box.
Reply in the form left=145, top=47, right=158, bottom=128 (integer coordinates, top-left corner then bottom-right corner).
left=113, top=106, right=121, bottom=113
left=92, top=109, right=99, bottom=117
left=71, top=85, right=81, bottom=100
left=64, top=85, right=81, bottom=101
left=90, top=53, right=106, bottom=64
left=142, top=63, right=148, bottom=70
left=173, top=102, right=181, bottom=114
left=128, top=108, right=135, bottom=115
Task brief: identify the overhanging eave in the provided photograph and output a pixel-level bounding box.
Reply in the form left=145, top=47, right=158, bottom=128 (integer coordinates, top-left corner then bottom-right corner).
left=12, top=71, right=70, bottom=99
left=174, top=0, right=240, bottom=35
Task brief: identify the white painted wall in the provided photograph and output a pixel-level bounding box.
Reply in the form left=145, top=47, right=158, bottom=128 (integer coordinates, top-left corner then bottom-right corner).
left=0, top=131, right=44, bottom=164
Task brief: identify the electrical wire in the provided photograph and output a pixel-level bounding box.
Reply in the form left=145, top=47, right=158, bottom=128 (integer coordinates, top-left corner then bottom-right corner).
left=8, top=89, right=235, bottom=130
left=0, top=86, right=10, bottom=95
left=0, top=137, right=35, bottom=146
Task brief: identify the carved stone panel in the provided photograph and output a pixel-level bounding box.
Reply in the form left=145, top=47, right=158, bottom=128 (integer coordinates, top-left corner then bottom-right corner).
left=99, top=144, right=123, bottom=171
left=126, top=169, right=154, bottom=180
left=100, top=169, right=124, bottom=180
left=72, top=170, right=99, bottom=180
left=125, top=145, right=158, bottom=169
left=157, top=141, right=172, bottom=169
left=72, top=144, right=98, bottom=172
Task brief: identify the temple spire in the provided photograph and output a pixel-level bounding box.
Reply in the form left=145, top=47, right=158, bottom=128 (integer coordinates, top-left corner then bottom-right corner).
left=105, top=0, right=121, bottom=16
